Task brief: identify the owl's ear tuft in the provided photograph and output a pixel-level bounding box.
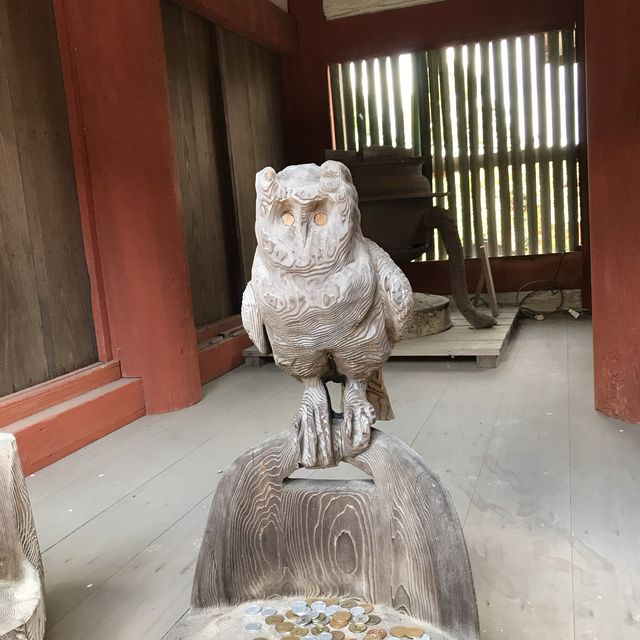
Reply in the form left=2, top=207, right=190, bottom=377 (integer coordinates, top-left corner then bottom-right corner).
left=256, top=166, right=278, bottom=194
left=319, top=160, right=352, bottom=193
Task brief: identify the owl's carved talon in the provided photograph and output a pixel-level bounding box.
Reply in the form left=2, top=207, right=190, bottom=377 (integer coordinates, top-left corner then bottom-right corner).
left=342, top=380, right=376, bottom=457
left=294, top=379, right=333, bottom=468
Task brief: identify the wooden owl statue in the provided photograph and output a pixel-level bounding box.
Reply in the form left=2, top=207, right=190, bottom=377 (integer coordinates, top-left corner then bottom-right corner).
left=241, top=161, right=413, bottom=468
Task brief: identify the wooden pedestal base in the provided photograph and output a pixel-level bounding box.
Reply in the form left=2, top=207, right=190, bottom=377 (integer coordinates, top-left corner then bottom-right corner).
left=171, top=428, right=480, bottom=640
left=0, top=434, right=45, bottom=640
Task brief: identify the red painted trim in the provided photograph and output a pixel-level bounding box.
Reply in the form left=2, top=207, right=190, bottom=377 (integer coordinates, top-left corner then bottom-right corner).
left=284, top=0, right=583, bottom=163
left=0, top=362, right=122, bottom=429
left=403, top=251, right=583, bottom=296
left=585, top=0, right=640, bottom=424
left=53, top=0, right=202, bottom=413
left=196, top=314, right=244, bottom=343
left=52, top=1, right=112, bottom=361
left=3, top=378, right=145, bottom=475
left=173, top=0, right=297, bottom=53
left=308, top=0, right=580, bottom=62
left=199, top=334, right=252, bottom=385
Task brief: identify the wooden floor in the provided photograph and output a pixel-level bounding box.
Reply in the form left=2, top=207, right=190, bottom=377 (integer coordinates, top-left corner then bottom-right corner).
left=26, top=315, right=640, bottom=640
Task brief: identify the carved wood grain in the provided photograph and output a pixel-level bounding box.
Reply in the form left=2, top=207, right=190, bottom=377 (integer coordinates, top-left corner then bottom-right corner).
left=0, top=434, right=45, bottom=640
left=192, top=427, right=479, bottom=640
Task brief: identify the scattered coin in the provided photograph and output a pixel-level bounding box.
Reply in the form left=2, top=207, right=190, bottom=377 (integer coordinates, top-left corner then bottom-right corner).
left=404, top=628, right=424, bottom=638
left=246, top=622, right=262, bottom=631
left=318, top=633, right=333, bottom=640
left=292, top=601, right=308, bottom=612
left=323, top=598, right=340, bottom=606
left=281, top=635, right=297, bottom=640
left=286, top=611, right=298, bottom=620
left=266, top=615, right=284, bottom=625
left=333, top=612, right=351, bottom=622
left=292, top=627, right=308, bottom=636
left=245, top=605, right=262, bottom=615
left=349, top=623, right=367, bottom=633
left=311, top=625, right=329, bottom=635
left=253, top=637, right=269, bottom=640
left=350, top=607, right=365, bottom=617
left=365, top=629, right=387, bottom=640
left=263, top=607, right=278, bottom=617
left=352, top=615, right=369, bottom=625
left=325, top=605, right=340, bottom=616
left=367, top=616, right=381, bottom=626
left=340, top=599, right=359, bottom=608
left=330, top=618, right=348, bottom=629
left=276, top=622, right=295, bottom=633
left=331, top=631, right=345, bottom=640
left=362, top=605, right=374, bottom=614
left=311, top=601, right=327, bottom=611
left=390, top=627, right=407, bottom=638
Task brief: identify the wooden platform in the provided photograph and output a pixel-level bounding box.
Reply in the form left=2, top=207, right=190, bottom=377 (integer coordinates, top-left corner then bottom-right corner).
left=391, top=308, right=518, bottom=368
left=243, top=309, right=518, bottom=369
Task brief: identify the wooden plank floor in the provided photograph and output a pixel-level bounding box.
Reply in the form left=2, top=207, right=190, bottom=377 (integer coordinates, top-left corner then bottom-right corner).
left=26, top=315, right=640, bottom=640
left=391, top=309, right=518, bottom=367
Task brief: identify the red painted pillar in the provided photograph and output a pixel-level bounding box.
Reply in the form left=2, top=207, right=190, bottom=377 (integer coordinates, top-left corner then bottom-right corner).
left=585, top=0, right=640, bottom=423
left=54, top=0, right=201, bottom=413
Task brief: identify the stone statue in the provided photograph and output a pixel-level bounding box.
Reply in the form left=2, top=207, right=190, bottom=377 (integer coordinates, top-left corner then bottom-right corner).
left=241, top=161, right=413, bottom=468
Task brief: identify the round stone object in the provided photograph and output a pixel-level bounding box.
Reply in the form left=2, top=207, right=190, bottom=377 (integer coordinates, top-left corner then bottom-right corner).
left=404, top=293, right=451, bottom=339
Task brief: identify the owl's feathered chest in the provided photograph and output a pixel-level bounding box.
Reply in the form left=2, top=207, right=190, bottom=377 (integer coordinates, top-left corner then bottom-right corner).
left=254, top=249, right=377, bottom=345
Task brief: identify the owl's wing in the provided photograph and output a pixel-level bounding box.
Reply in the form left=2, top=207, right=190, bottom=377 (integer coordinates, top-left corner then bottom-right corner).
left=365, top=238, right=414, bottom=343
left=241, top=280, right=269, bottom=354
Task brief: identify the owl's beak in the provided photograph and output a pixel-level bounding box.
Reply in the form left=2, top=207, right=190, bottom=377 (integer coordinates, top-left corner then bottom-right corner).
left=297, top=221, right=309, bottom=247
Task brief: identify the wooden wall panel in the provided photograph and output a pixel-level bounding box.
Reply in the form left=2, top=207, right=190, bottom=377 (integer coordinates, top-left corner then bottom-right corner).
left=217, top=26, right=286, bottom=282
left=0, top=0, right=97, bottom=397
left=162, top=1, right=238, bottom=327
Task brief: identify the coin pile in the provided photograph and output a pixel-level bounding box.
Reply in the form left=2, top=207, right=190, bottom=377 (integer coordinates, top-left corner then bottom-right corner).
left=243, top=597, right=431, bottom=640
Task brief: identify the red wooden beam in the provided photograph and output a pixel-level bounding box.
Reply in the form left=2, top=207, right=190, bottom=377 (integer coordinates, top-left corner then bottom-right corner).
left=0, top=361, right=121, bottom=429
left=284, top=0, right=583, bottom=163
left=403, top=251, right=583, bottom=296
left=198, top=334, right=253, bottom=385
left=4, top=378, right=145, bottom=475
left=196, top=314, right=244, bottom=343
left=52, top=2, right=112, bottom=361
left=174, top=0, right=297, bottom=53
left=585, top=0, right=640, bottom=424
left=52, top=0, right=201, bottom=413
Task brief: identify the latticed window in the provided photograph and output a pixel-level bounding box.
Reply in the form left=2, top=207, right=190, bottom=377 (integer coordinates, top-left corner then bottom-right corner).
left=328, top=30, right=581, bottom=260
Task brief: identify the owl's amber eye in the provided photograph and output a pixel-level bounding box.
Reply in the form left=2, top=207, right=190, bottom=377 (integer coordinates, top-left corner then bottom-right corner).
left=314, top=212, right=327, bottom=226
left=281, top=212, right=294, bottom=226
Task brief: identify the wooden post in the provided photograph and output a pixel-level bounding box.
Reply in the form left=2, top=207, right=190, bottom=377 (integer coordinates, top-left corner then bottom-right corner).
left=53, top=0, right=201, bottom=413
left=0, top=434, right=45, bottom=640
left=585, top=0, right=640, bottom=423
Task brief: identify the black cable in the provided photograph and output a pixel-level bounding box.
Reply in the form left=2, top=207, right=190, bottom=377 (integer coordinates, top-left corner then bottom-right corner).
left=516, top=252, right=567, bottom=318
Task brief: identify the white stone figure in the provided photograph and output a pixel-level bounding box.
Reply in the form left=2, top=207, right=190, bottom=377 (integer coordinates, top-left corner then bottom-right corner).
left=241, top=161, right=413, bottom=468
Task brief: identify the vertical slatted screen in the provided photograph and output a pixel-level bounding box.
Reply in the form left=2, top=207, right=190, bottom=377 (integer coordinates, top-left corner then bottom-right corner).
left=329, top=29, right=581, bottom=259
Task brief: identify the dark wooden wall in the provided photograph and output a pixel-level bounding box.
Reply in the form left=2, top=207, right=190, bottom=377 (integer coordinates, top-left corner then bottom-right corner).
left=0, top=0, right=97, bottom=397
left=162, top=2, right=238, bottom=327
left=162, top=3, right=286, bottom=323
left=217, top=25, right=286, bottom=283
